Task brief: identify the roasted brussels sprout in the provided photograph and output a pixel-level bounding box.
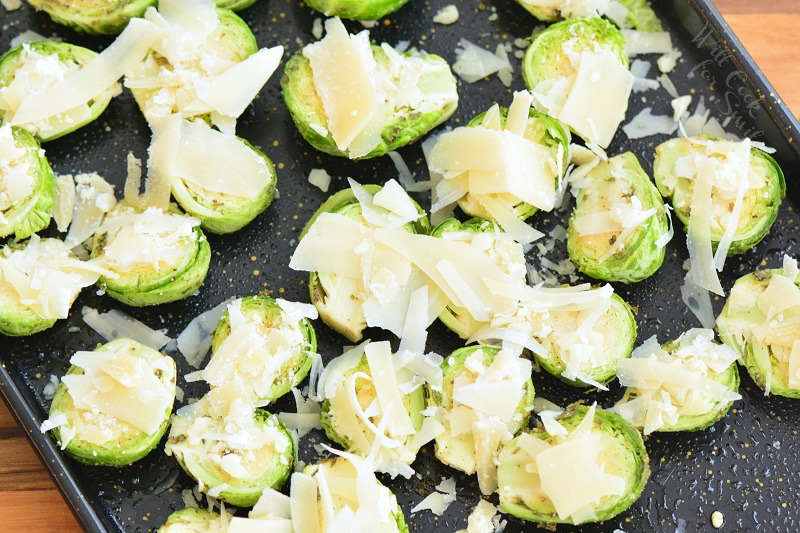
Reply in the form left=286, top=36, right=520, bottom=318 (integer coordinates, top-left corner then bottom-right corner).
left=91, top=203, right=211, bottom=307
left=296, top=183, right=429, bottom=342
left=317, top=341, right=426, bottom=475
left=515, top=0, right=661, bottom=31
left=165, top=386, right=294, bottom=507
left=523, top=17, right=631, bottom=148
left=0, top=236, right=108, bottom=336
left=427, top=345, right=535, bottom=492
left=716, top=258, right=800, bottom=398
left=26, top=0, right=157, bottom=35
left=46, top=338, right=176, bottom=466
left=159, top=507, right=228, bottom=533
left=567, top=152, right=670, bottom=283
left=206, top=296, right=317, bottom=403
left=281, top=17, right=458, bottom=159
left=305, top=0, right=409, bottom=20
left=215, top=0, right=259, bottom=10
left=613, top=329, right=741, bottom=433
left=653, top=136, right=785, bottom=256
left=497, top=404, right=649, bottom=525
left=0, top=125, right=56, bottom=240
left=0, top=42, right=118, bottom=141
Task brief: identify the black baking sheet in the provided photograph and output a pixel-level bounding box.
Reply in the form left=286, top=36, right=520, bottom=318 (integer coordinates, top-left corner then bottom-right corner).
left=1, top=0, right=799, bottom=531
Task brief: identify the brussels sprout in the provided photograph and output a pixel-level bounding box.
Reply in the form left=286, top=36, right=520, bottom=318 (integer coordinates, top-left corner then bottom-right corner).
left=26, top=0, right=157, bottom=35
left=159, top=507, right=227, bottom=533
left=613, top=329, right=741, bottom=433
left=169, top=135, right=277, bottom=234
left=497, top=404, right=649, bottom=525
left=617, top=0, right=662, bottom=31
left=567, top=152, right=670, bottom=283
left=0, top=42, right=117, bottom=141
left=454, top=105, right=570, bottom=222
left=653, top=136, right=785, bottom=256
left=208, top=295, right=317, bottom=403
left=127, top=8, right=258, bottom=124
left=91, top=203, right=211, bottom=307
left=303, top=185, right=429, bottom=342
left=47, top=338, right=176, bottom=466
left=305, top=0, right=409, bottom=20
left=318, top=342, right=425, bottom=472
left=0, top=125, right=56, bottom=240
left=304, top=457, right=409, bottom=533
left=281, top=19, right=458, bottom=159
left=716, top=262, right=800, bottom=398
left=514, top=0, right=661, bottom=31
left=165, top=386, right=294, bottom=507
left=426, top=345, right=535, bottom=475
left=215, top=0, right=259, bottom=10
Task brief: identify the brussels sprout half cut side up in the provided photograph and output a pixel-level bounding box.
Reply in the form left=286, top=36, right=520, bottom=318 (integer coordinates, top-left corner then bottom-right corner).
left=47, top=338, right=177, bottom=466
left=169, top=136, right=277, bottom=234
left=215, top=0, right=259, bottom=10
left=208, top=295, right=317, bottom=403
left=567, top=152, right=670, bottom=283
left=165, top=387, right=295, bottom=507
left=26, top=0, right=157, bottom=35
left=0, top=125, right=56, bottom=240
left=515, top=0, right=662, bottom=31
left=716, top=262, right=800, bottom=398
left=302, top=185, right=430, bottom=342
left=0, top=42, right=117, bottom=142
left=159, top=507, right=227, bottom=533
left=91, top=203, right=211, bottom=307
left=281, top=18, right=458, bottom=159
left=653, top=136, right=785, bottom=256
left=497, top=404, right=649, bottom=525
left=305, top=0, right=410, bottom=21
left=426, top=345, right=535, bottom=475
left=456, top=106, right=571, bottom=222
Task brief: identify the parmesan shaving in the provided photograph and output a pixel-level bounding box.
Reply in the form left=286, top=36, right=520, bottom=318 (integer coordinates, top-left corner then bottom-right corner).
left=308, top=168, right=331, bottom=192
left=177, top=298, right=237, bottom=368
left=81, top=306, right=171, bottom=350
left=622, top=30, right=672, bottom=56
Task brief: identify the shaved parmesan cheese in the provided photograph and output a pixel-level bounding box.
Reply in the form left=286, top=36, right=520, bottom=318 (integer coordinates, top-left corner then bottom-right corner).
left=228, top=518, right=292, bottom=533
left=784, top=255, right=799, bottom=282
left=1, top=0, right=21, bottom=9
left=51, top=175, right=75, bottom=233
left=453, top=39, right=509, bottom=83
left=176, top=298, right=236, bottom=368
left=9, top=30, right=51, bottom=48
left=290, top=212, right=369, bottom=278
left=365, top=341, right=415, bottom=437
left=373, top=179, right=419, bottom=221
left=433, top=5, right=459, bottom=24
left=81, top=306, right=171, bottom=350
left=671, top=95, right=692, bottom=123
left=40, top=412, right=67, bottom=433
left=685, top=159, right=724, bottom=296
left=622, top=30, right=672, bottom=56
left=290, top=473, right=321, bottom=533
left=278, top=388, right=321, bottom=438
left=308, top=168, right=331, bottom=192
left=64, top=172, right=116, bottom=248
left=622, top=107, right=678, bottom=139
left=411, top=489, right=456, bottom=515
left=788, top=340, right=800, bottom=389
left=465, top=499, right=500, bottom=533
left=658, top=49, right=682, bottom=74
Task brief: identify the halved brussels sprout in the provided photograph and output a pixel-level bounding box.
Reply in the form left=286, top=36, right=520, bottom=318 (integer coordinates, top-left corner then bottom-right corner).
left=27, top=0, right=157, bottom=35
left=216, top=0, right=259, bottom=10
left=302, top=185, right=429, bottom=342
left=716, top=261, right=800, bottom=398
left=497, top=404, right=649, bottom=525
left=126, top=8, right=258, bottom=124
left=207, top=295, right=317, bottom=403
left=165, top=386, right=294, bottom=507
left=613, top=329, right=740, bottom=433
left=318, top=342, right=425, bottom=472
left=281, top=18, right=458, bottom=159
left=159, top=507, right=228, bottom=533
left=453, top=105, right=570, bottom=222
left=567, top=152, right=669, bottom=283
left=0, top=236, right=107, bottom=336
left=0, top=42, right=117, bottom=141
left=653, top=136, right=785, bottom=256
left=515, top=0, right=661, bottom=31
left=47, top=338, right=176, bottom=466
left=305, top=0, right=409, bottom=20
left=0, top=125, right=56, bottom=240
left=426, top=345, right=535, bottom=476
left=91, top=203, right=211, bottom=307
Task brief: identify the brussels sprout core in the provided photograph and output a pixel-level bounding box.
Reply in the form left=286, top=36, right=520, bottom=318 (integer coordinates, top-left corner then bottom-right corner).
left=27, top=0, right=157, bottom=35
left=158, top=507, right=228, bottom=533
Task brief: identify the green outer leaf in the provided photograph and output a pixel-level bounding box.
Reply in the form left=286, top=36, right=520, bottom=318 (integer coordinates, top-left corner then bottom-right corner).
left=426, top=344, right=535, bottom=474
left=0, top=127, right=56, bottom=240
left=210, top=294, right=317, bottom=403
left=170, top=138, right=277, bottom=234
left=49, top=338, right=176, bottom=466
left=0, top=41, right=115, bottom=141
left=171, top=410, right=295, bottom=507
left=498, top=404, right=649, bottom=525
left=717, top=268, right=800, bottom=398
left=567, top=152, right=669, bottom=283
left=653, top=136, right=786, bottom=256
left=459, top=106, right=571, bottom=221
left=534, top=292, right=637, bottom=387
left=319, top=352, right=425, bottom=453
left=158, top=507, right=221, bottom=533
left=522, top=17, right=629, bottom=92
left=304, top=0, right=410, bottom=21
left=281, top=47, right=457, bottom=160
left=617, top=0, right=663, bottom=31
left=215, top=0, right=260, bottom=10
left=303, top=185, right=430, bottom=342
left=27, top=0, right=157, bottom=35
